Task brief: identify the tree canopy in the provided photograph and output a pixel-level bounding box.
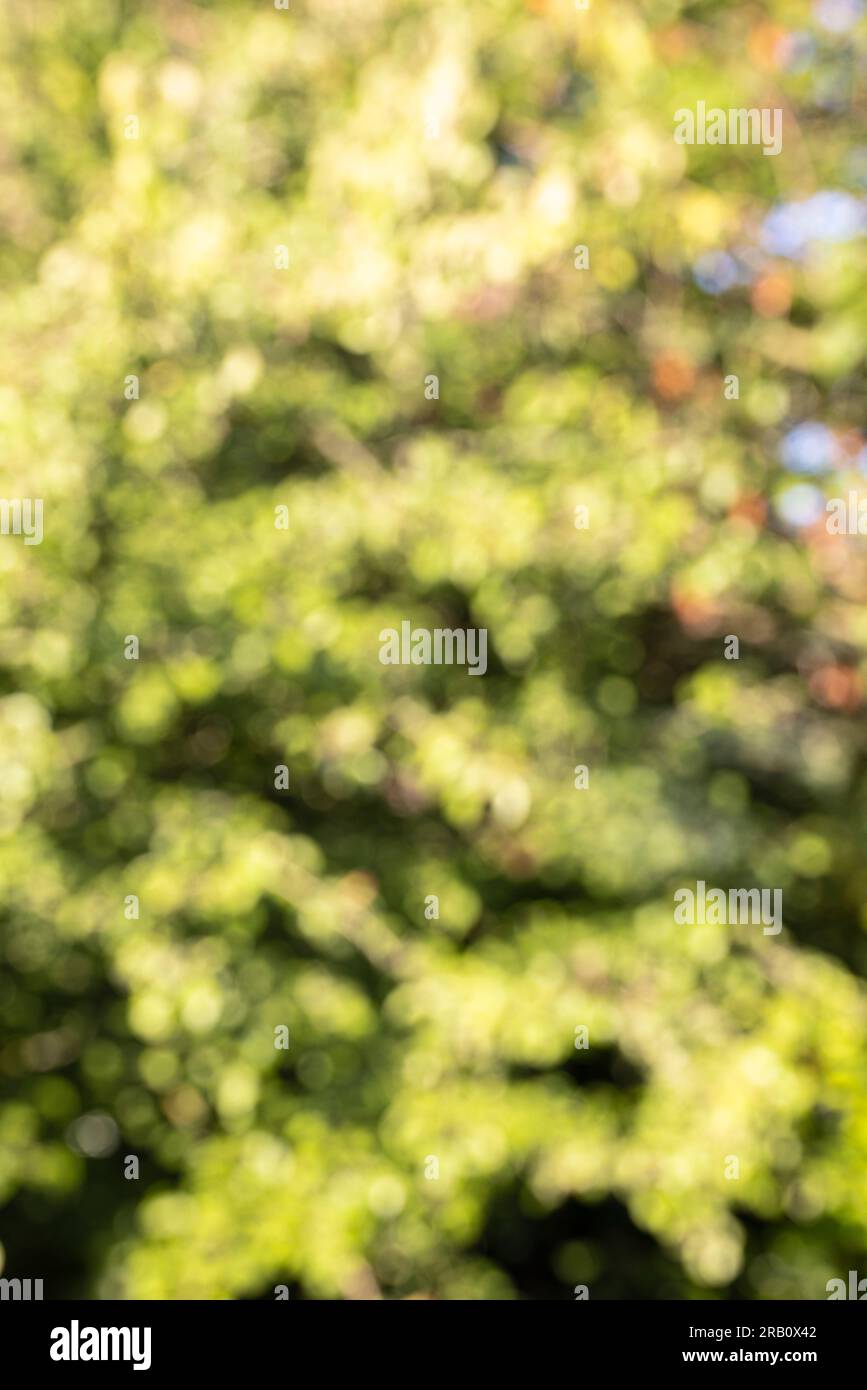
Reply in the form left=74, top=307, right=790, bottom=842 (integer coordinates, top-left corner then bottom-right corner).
left=2, top=0, right=867, bottom=1299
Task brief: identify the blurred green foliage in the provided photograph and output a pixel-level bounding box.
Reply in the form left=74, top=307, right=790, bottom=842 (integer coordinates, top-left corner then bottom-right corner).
left=2, top=0, right=867, bottom=1299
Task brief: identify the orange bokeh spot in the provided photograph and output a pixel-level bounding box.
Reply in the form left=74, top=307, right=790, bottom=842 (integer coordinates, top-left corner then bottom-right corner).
left=653, top=351, right=696, bottom=401
left=670, top=581, right=722, bottom=635
left=655, top=26, right=694, bottom=61
left=752, top=271, right=792, bottom=318
left=729, top=494, right=767, bottom=528
left=748, top=23, right=787, bottom=71
left=809, top=665, right=863, bottom=711
left=837, top=429, right=864, bottom=464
